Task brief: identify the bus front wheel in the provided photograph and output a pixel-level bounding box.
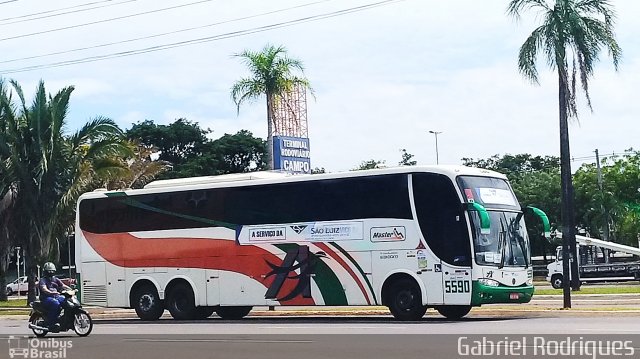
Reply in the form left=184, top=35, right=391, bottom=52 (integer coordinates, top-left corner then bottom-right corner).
left=133, top=284, right=164, bottom=321
left=435, top=305, right=471, bottom=320
left=387, top=279, right=427, bottom=321
left=216, top=306, right=252, bottom=320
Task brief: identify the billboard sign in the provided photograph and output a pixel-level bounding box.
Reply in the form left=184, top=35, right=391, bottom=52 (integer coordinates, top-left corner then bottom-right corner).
left=273, top=136, right=311, bottom=174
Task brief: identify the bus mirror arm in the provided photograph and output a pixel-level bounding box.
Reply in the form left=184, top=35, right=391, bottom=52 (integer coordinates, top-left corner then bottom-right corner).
left=525, top=206, right=551, bottom=239
left=466, top=202, right=490, bottom=235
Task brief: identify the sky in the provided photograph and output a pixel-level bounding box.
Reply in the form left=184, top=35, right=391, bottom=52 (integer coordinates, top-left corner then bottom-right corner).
left=0, top=0, right=638, bottom=172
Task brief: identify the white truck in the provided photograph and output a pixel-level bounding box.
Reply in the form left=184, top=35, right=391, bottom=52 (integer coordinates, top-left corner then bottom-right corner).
left=546, top=234, right=640, bottom=289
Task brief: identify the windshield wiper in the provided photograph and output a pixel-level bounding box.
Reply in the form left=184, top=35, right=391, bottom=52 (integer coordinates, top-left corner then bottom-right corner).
left=498, top=218, right=507, bottom=269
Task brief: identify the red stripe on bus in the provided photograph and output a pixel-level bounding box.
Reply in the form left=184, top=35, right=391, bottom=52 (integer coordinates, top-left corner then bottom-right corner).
left=82, top=231, right=314, bottom=305
left=315, top=242, right=371, bottom=305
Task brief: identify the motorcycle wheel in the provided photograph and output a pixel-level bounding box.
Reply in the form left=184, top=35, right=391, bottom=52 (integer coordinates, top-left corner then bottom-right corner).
left=30, top=313, right=48, bottom=338
left=73, top=311, right=93, bottom=337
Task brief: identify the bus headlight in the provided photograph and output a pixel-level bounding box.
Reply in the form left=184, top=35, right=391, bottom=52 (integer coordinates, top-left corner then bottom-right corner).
left=479, top=278, right=500, bottom=287
left=526, top=278, right=533, bottom=286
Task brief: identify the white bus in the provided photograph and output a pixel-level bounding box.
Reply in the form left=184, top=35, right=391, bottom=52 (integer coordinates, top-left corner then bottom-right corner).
left=75, top=166, right=548, bottom=321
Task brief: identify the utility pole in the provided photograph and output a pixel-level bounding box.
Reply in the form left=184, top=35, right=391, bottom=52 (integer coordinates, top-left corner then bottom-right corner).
left=595, top=149, right=611, bottom=263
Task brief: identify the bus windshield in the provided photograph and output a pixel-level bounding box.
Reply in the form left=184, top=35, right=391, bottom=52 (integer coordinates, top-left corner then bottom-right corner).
left=457, top=175, right=529, bottom=267
left=469, top=211, right=530, bottom=267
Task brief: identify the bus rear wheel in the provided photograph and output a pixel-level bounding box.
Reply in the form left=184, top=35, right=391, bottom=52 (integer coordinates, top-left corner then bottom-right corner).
left=193, top=306, right=215, bottom=320
left=166, top=283, right=197, bottom=320
left=133, top=284, right=164, bottom=321
left=216, top=306, right=252, bottom=320
left=435, top=305, right=471, bottom=320
left=387, top=279, right=427, bottom=321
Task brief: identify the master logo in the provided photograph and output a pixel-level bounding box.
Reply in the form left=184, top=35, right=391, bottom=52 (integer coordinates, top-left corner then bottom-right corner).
left=370, top=226, right=406, bottom=242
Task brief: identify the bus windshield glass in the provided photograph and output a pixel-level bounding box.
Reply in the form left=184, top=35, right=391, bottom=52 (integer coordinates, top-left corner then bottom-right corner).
left=457, top=175, right=529, bottom=267
left=469, top=211, right=530, bottom=267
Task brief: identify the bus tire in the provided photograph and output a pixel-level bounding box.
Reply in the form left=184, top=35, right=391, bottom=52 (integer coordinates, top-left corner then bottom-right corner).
left=387, top=279, right=427, bottom=321
left=132, top=284, right=164, bottom=321
left=193, top=306, right=215, bottom=320
left=551, top=274, right=563, bottom=289
left=216, top=306, right=252, bottom=320
left=166, top=283, right=197, bottom=320
left=435, top=305, right=471, bottom=320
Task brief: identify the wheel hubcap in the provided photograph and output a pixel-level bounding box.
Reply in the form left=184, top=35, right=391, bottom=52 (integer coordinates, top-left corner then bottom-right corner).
left=396, top=290, right=415, bottom=311
left=139, top=294, right=155, bottom=311
left=74, top=314, right=90, bottom=333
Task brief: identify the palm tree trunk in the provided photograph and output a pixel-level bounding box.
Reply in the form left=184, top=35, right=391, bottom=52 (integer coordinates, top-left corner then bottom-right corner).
left=27, top=262, right=38, bottom=304
left=558, top=70, right=580, bottom=308
left=266, top=94, right=274, bottom=170
left=0, top=245, right=9, bottom=301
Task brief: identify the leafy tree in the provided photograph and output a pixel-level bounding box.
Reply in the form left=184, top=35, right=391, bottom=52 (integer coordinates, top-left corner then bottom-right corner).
left=573, top=150, right=640, bottom=246
left=231, top=44, right=312, bottom=169
left=0, top=79, right=129, bottom=302
left=508, top=0, right=622, bottom=292
left=126, top=121, right=267, bottom=178
left=127, top=118, right=210, bottom=166
left=209, top=130, right=267, bottom=174
left=399, top=149, right=417, bottom=166
left=462, top=154, right=559, bottom=181
left=353, top=160, right=385, bottom=171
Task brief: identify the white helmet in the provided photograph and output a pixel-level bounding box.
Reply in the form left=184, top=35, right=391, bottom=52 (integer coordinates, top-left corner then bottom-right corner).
left=43, top=262, right=56, bottom=275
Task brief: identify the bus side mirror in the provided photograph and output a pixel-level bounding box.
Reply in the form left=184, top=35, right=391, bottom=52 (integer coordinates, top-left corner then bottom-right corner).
left=525, top=206, right=551, bottom=239
left=466, top=202, right=490, bottom=235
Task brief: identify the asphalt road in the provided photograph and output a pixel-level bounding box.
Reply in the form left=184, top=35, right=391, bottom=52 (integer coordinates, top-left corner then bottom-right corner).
left=2, top=313, right=640, bottom=359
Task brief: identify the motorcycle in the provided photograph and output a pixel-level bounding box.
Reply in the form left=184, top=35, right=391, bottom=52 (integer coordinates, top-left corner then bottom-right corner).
left=28, top=289, right=93, bottom=337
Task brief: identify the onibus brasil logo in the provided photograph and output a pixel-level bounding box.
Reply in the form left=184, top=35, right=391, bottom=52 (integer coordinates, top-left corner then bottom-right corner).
left=8, top=336, right=72, bottom=358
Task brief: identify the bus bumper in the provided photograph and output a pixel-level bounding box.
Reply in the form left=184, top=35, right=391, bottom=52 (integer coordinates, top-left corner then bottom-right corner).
left=471, top=281, right=534, bottom=305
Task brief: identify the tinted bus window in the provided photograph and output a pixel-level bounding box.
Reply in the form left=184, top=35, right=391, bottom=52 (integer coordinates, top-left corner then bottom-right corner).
left=79, top=174, right=413, bottom=234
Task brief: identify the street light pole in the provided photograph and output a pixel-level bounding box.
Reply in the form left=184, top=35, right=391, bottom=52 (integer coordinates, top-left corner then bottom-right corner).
left=429, top=130, right=442, bottom=164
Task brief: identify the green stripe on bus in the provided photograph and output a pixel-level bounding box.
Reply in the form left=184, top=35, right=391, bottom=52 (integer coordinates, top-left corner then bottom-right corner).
left=328, top=242, right=378, bottom=304
left=275, top=244, right=348, bottom=305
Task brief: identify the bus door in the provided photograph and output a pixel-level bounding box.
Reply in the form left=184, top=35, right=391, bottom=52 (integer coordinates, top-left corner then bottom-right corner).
left=440, top=262, right=472, bottom=305
left=412, top=172, right=472, bottom=305
left=417, top=250, right=444, bottom=304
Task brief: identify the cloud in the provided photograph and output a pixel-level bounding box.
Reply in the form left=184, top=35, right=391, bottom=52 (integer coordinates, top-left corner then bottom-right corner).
left=1, top=0, right=637, bottom=172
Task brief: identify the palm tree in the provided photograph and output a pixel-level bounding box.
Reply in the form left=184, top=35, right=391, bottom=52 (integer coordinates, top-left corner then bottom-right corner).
left=100, top=140, right=171, bottom=190
left=231, top=44, right=312, bottom=169
left=507, top=0, right=622, bottom=305
left=0, top=78, right=130, bottom=303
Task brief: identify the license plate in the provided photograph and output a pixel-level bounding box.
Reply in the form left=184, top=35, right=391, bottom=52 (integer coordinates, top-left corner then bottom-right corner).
left=510, top=293, right=520, bottom=300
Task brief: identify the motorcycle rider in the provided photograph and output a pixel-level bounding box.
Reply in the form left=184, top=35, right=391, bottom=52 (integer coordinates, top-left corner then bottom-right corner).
left=38, top=262, right=71, bottom=331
